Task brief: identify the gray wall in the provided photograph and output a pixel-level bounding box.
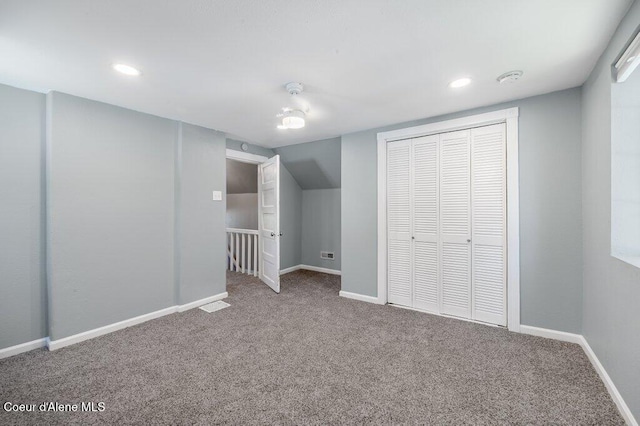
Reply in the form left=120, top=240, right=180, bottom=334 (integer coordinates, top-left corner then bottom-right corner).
left=0, top=84, right=47, bottom=349
left=226, top=138, right=275, bottom=158
left=47, top=92, right=227, bottom=341
left=342, top=87, right=584, bottom=333
left=226, top=194, right=258, bottom=229
left=581, top=0, right=640, bottom=418
left=274, top=137, right=341, bottom=189
left=279, top=165, right=302, bottom=270
left=178, top=123, right=227, bottom=305
left=302, top=189, right=341, bottom=270
left=48, top=92, right=176, bottom=340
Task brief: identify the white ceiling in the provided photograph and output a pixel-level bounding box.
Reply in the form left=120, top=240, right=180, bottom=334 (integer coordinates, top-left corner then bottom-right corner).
left=0, top=0, right=632, bottom=148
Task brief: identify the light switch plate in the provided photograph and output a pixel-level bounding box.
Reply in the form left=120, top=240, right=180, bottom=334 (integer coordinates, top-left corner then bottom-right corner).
left=212, top=190, right=222, bottom=201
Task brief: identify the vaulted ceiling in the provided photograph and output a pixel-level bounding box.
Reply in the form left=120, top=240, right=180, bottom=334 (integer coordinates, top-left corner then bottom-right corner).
left=0, top=0, right=632, bottom=148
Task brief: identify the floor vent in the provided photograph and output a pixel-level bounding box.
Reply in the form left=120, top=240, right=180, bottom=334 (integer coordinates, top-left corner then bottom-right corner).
left=199, top=301, right=230, bottom=313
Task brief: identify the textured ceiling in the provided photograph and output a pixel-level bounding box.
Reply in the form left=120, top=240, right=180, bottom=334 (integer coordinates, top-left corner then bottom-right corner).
left=0, top=0, right=633, bottom=148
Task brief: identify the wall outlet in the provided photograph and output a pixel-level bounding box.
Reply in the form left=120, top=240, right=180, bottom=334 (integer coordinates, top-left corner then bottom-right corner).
left=321, top=251, right=335, bottom=260
left=212, top=190, right=222, bottom=201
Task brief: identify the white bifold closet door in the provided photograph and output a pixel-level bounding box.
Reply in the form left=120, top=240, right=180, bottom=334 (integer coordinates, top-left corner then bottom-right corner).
left=386, top=123, right=506, bottom=327
left=412, top=135, right=439, bottom=312
left=387, top=140, right=412, bottom=307
left=471, top=124, right=506, bottom=326
left=439, top=130, right=472, bottom=319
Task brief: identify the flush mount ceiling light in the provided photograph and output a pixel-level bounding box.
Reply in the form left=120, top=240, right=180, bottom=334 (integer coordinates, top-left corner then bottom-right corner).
left=276, top=82, right=307, bottom=130
left=449, top=77, right=472, bottom=88
left=497, top=70, right=524, bottom=84
left=112, top=63, right=141, bottom=76
left=614, top=31, right=640, bottom=83
left=278, top=109, right=306, bottom=130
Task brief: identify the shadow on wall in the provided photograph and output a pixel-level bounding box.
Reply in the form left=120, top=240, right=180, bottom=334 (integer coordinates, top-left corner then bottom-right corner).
left=283, top=159, right=334, bottom=189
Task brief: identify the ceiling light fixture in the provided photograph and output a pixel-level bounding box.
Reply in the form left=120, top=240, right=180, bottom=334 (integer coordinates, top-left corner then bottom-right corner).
left=112, top=63, right=142, bottom=76
left=449, top=77, right=471, bottom=88
left=497, top=70, right=523, bottom=84
left=280, top=109, right=306, bottom=129
left=276, top=82, right=307, bottom=130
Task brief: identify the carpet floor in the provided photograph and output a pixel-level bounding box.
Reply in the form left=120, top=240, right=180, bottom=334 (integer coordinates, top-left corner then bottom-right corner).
left=0, top=270, right=624, bottom=425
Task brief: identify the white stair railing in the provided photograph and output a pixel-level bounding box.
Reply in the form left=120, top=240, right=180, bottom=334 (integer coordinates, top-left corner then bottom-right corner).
left=226, top=228, right=259, bottom=277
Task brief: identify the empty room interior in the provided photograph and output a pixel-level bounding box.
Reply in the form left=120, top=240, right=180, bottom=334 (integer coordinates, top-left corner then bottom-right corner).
left=1, top=1, right=640, bottom=424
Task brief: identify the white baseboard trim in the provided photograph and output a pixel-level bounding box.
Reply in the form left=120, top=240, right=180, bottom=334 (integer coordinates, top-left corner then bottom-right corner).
left=48, top=306, right=177, bottom=351
left=519, top=325, right=583, bottom=344
left=177, top=292, right=228, bottom=312
left=299, top=264, right=341, bottom=275
left=0, top=338, right=48, bottom=360
left=279, top=265, right=302, bottom=275
left=48, top=291, right=228, bottom=351
left=579, top=335, right=637, bottom=426
left=339, top=290, right=383, bottom=304
left=520, top=325, right=637, bottom=426
left=280, top=264, right=341, bottom=276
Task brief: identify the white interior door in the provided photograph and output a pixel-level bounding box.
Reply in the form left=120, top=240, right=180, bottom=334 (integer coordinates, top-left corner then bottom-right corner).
left=412, top=135, right=439, bottom=313
left=439, top=130, right=472, bottom=319
left=387, top=140, right=412, bottom=307
left=471, top=124, right=507, bottom=326
left=258, top=155, right=280, bottom=293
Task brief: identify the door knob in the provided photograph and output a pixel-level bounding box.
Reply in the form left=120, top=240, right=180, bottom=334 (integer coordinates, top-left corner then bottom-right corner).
left=270, top=232, right=275, bottom=237
left=467, top=239, right=471, bottom=243
left=279, top=232, right=283, bottom=236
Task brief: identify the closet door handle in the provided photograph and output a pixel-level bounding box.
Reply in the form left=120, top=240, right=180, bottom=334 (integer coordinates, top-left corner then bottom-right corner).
left=467, top=239, right=471, bottom=243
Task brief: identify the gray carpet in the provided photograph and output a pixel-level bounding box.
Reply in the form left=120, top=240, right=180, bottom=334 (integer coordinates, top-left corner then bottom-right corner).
left=0, top=270, right=624, bottom=425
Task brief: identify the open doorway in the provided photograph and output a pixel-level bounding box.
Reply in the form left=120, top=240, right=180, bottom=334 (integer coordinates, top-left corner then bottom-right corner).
left=226, top=158, right=259, bottom=274
left=225, top=150, right=282, bottom=293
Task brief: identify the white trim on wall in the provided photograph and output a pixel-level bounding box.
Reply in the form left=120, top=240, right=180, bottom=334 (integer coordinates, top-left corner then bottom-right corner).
left=521, top=325, right=638, bottom=426
left=47, top=291, right=228, bottom=351
left=226, top=149, right=269, bottom=164
left=280, top=265, right=302, bottom=275
left=177, top=292, right=229, bottom=313
left=0, top=338, right=48, bottom=360
left=339, top=290, right=382, bottom=304
left=279, top=264, right=341, bottom=276
left=377, top=107, right=521, bottom=332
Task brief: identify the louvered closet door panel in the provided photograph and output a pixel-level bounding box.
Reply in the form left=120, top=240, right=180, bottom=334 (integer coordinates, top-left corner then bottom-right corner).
left=412, top=135, right=439, bottom=312
left=471, top=124, right=506, bottom=326
left=439, top=130, right=471, bottom=319
left=387, top=140, right=412, bottom=306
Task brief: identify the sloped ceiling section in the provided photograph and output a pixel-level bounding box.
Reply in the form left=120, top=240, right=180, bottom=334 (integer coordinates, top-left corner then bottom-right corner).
left=274, top=137, right=341, bottom=190
left=226, top=159, right=257, bottom=194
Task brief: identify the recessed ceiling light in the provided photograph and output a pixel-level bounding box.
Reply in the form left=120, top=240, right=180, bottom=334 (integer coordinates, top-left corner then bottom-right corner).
left=449, top=77, right=471, bottom=88
left=112, top=63, right=141, bottom=76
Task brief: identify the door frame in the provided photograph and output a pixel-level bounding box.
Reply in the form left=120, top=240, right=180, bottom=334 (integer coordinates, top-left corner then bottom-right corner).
left=376, top=107, right=520, bottom=332
left=226, top=148, right=269, bottom=165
